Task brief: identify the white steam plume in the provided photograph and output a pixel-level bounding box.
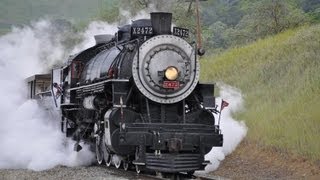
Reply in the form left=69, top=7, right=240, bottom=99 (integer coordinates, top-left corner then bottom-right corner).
left=0, top=20, right=95, bottom=171
left=204, top=84, right=247, bottom=172
left=72, top=21, right=118, bottom=53
left=72, top=10, right=150, bottom=53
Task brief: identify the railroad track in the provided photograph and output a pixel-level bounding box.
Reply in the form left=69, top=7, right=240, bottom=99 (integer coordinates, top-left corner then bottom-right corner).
left=143, top=173, right=228, bottom=180
left=96, top=164, right=228, bottom=180
left=0, top=165, right=229, bottom=180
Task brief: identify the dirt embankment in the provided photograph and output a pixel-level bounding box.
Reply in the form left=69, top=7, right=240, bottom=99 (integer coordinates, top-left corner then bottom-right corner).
left=210, top=140, right=320, bottom=179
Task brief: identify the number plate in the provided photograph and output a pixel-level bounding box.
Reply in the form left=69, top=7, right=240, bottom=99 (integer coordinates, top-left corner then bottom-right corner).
left=131, top=26, right=153, bottom=35
left=173, top=27, right=189, bottom=38
left=163, top=81, right=180, bottom=89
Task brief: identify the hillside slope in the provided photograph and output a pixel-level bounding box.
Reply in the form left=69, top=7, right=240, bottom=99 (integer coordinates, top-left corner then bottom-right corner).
left=201, top=25, right=320, bottom=160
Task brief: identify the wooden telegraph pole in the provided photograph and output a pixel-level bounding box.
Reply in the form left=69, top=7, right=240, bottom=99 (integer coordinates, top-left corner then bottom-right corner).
left=186, top=0, right=207, bottom=56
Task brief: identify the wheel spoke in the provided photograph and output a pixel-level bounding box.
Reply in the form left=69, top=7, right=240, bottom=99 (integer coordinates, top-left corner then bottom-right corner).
left=135, top=165, right=141, bottom=174
left=115, top=162, right=121, bottom=168
left=106, top=156, right=112, bottom=167
left=95, top=136, right=103, bottom=164
left=114, top=156, right=121, bottom=169
left=123, top=161, right=129, bottom=171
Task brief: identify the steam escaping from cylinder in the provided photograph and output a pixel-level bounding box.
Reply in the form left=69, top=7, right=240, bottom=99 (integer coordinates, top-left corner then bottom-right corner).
left=203, top=84, right=248, bottom=172
left=0, top=20, right=102, bottom=171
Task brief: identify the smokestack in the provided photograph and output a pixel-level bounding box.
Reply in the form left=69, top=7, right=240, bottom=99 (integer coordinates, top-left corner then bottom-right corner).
left=150, top=12, right=172, bottom=35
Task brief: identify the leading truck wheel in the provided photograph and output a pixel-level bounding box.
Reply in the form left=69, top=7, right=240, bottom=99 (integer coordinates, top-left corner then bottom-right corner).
left=102, top=136, right=111, bottom=167
left=94, top=124, right=103, bottom=164
left=104, top=147, right=112, bottom=167
left=95, top=139, right=103, bottom=164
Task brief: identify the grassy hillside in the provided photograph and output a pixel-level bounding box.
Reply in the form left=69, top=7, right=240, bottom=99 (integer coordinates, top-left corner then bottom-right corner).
left=201, top=25, right=320, bottom=160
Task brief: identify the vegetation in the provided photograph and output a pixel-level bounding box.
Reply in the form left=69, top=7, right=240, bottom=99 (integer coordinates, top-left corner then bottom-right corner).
left=2, top=0, right=319, bottom=46
left=95, top=0, right=320, bottom=53
left=201, top=0, right=312, bottom=51
left=201, top=25, right=320, bottom=160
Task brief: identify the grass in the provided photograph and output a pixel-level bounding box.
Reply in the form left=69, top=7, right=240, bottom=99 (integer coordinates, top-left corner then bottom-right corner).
left=200, top=25, right=320, bottom=160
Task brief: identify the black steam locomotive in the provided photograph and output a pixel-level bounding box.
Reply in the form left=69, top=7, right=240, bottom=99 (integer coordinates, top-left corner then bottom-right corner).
left=27, top=12, right=223, bottom=175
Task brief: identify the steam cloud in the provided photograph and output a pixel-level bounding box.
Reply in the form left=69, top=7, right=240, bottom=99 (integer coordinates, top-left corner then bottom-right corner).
left=204, top=84, right=247, bottom=172
left=72, top=21, right=118, bottom=54
left=0, top=20, right=95, bottom=171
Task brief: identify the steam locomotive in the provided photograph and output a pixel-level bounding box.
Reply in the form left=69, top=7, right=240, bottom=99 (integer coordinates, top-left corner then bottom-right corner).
left=27, top=12, right=223, bottom=175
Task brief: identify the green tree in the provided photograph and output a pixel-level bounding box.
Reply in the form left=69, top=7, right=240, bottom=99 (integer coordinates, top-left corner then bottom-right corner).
left=233, top=0, right=308, bottom=44
left=298, top=0, right=320, bottom=22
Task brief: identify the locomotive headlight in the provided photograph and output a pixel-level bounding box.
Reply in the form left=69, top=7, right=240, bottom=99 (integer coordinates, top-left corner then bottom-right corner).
left=165, top=66, right=179, bottom=81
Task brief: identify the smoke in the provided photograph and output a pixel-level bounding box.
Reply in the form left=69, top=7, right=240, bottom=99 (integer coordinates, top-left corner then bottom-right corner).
left=72, top=21, right=118, bottom=54
left=119, top=9, right=150, bottom=24
left=147, top=0, right=176, bottom=12
left=203, top=84, right=247, bottom=172
left=72, top=9, right=151, bottom=53
left=0, top=20, right=95, bottom=171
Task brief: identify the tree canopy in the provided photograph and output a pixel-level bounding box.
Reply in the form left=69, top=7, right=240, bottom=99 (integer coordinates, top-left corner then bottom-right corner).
left=2, top=0, right=317, bottom=51
left=96, top=0, right=319, bottom=52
